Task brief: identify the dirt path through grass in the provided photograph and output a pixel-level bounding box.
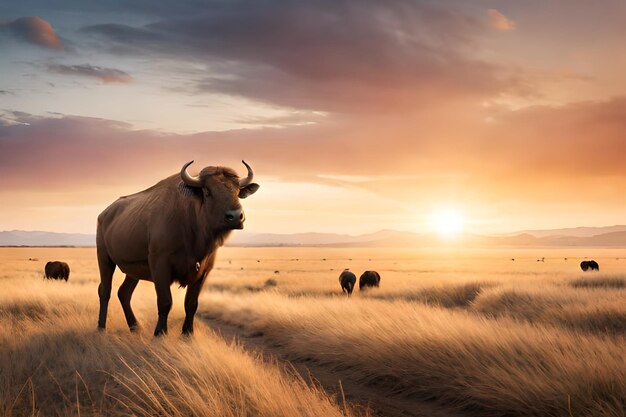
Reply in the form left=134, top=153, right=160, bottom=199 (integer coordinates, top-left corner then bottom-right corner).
left=200, top=315, right=465, bottom=417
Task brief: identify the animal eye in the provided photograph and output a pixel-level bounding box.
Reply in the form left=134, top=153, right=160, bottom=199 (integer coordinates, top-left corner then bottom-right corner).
left=204, top=188, right=212, bottom=197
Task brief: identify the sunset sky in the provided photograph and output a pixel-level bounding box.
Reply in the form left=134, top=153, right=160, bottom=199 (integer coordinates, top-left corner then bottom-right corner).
left=1, top=0, right=626, bottom=236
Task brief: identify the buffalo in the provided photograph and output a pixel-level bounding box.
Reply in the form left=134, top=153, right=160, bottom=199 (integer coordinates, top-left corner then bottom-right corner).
left=580, top=260, right=599, bottom=271
left=359, top=270, right=381, bottom=290
left=96, top=160, right=259, bottom=336
left=44, top=261, right=70, bottom=281
left=339, top=269, right=356, bottom=295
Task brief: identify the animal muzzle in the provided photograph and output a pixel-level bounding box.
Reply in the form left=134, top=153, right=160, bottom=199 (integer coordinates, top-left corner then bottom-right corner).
left=225, top=209, right=245, bottom=229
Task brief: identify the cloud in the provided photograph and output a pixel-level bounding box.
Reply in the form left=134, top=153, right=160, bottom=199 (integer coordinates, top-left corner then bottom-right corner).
left=1, top=16, right=63, bottom=49
left=81, top=0, right=520, bottom=112
left=2, top=96, right=626, bottom=192
left=480, top=97, right=626, bottom=178
left=488, top=9, right=516, bottom=31
left=0, top=110, right=47, bottom=127
left=46, top=63, right=132, bottom=83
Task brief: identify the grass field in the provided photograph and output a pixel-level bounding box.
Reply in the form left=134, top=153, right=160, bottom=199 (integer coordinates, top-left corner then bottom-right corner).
left=1, top=247, right=625, bottom=416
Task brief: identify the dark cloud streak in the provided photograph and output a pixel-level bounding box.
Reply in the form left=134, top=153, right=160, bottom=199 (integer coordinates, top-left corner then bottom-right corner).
left=47, top=63, right=132, bottom=83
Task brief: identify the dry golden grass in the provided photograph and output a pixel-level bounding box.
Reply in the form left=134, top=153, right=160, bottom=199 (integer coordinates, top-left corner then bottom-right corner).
left=207, top=246, right=626, bottom=297
left=363, top=281, right=491, bottom=307
left=201, top=291, right=626, bottom=417
left=2, top=247, right=626, bottom=417
left=472, top=283, right=626, bottom=336
left=0, top=250, right=353, bottom=417
left=570, top=275, right=626, bottom=289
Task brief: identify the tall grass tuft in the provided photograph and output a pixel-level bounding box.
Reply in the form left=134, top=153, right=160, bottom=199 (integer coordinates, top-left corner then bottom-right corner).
left=472, top=285, right=626, bottom=336
left=570, top=276, right=626, bottom=289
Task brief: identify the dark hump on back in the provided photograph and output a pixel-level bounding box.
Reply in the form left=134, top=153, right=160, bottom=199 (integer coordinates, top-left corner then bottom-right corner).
left=339, top=270, right=355, bottom=281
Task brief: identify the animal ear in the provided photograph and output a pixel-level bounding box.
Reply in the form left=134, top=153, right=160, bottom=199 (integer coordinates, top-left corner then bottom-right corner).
left=238, top=183, right=260, bottom=199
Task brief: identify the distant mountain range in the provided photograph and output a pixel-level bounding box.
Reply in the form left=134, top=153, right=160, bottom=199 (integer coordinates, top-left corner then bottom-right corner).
left=3, top=226, right=626, bottom=247
left=0, top=230, right=96, bottom=247
left=506, top=225, right=626, bottom=238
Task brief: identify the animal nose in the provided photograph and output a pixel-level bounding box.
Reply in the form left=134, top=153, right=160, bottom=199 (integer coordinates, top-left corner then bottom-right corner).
left=225, top=209, right=245, bottom=229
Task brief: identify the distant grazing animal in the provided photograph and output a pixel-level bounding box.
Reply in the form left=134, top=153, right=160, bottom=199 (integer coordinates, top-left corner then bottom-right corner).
left=96, top=160, right=259, bottom=336
left=44, top=261, right=70, bottom=281
left=580, top=260, right=599, bottom=271
left=264, top=279, right=277, bottom=288
left=359, top=270, right=381, bottom=290
left=339, top=270, right=356, bottom=296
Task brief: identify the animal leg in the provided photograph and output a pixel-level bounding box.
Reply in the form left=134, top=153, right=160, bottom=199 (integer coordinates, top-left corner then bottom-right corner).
left=118, top=275, right=140, bottom=331
left=182, top=276, right=206, bottom=335
left=97, top=250, right=116, bottom=330
left=153, top=277, right=172, bottom=336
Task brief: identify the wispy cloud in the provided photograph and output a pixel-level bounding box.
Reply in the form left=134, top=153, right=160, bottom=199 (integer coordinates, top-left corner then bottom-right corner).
left=488, top=9, right=516, bottom=31
left=3, top=96, right=626, bottom=192
left=47, top=64, right=132, bottom=84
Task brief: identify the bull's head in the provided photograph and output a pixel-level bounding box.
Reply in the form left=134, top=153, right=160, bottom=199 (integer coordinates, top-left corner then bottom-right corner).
left=180, top=160, right=260, bottom=230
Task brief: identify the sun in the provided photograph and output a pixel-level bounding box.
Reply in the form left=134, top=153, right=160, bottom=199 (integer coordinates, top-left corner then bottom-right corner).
left=430, top=207, right=465, bottom=238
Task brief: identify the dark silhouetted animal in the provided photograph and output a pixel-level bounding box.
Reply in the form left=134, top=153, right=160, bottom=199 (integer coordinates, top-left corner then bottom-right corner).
left=359, top=270, right=381, bottom=290
left=339, top=269, right=356, bottom=295
left=580, top=260, right=599, bottom=271
left=264, top=279, right=277, bottom=288
left=96, top=160, right=259, bottom=336
left=44, top=261, right=70, bottom=281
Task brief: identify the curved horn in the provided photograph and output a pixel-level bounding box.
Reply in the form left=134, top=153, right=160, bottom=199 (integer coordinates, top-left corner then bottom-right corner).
left=180, top=160, right=203, bottom=188
left=239, top=160, right=254, bottom=188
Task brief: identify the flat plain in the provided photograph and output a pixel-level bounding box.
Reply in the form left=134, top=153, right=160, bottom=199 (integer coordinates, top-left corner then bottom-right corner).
left=1, top=246, right=625, bottom=416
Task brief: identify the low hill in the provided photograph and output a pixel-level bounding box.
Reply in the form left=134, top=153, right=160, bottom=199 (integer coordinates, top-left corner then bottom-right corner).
left=3, top=227, right=626, bottom=247
left=0, top=230, right=95, bottom=247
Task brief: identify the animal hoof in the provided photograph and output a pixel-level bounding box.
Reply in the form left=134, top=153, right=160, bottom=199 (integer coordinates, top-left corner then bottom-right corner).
left=153, top=328, right=167, bottom=337
left=97, top=326, right=106, bottom=332
left=129, top=324, right=140, bottom=333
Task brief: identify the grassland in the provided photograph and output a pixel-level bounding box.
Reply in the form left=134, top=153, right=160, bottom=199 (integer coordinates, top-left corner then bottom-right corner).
left=1, top=247, right=625, bottom=416
left=0, top=248, right=353, bottom=417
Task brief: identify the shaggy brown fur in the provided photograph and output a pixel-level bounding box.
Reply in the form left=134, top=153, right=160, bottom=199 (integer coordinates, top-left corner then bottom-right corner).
left=359, top=270, right=380, bottom=290
left=338, top=270, right=356, bottom=295
left=96, top=161, right=259, bottom=336
left=44, top=261, right=70, bottom=281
